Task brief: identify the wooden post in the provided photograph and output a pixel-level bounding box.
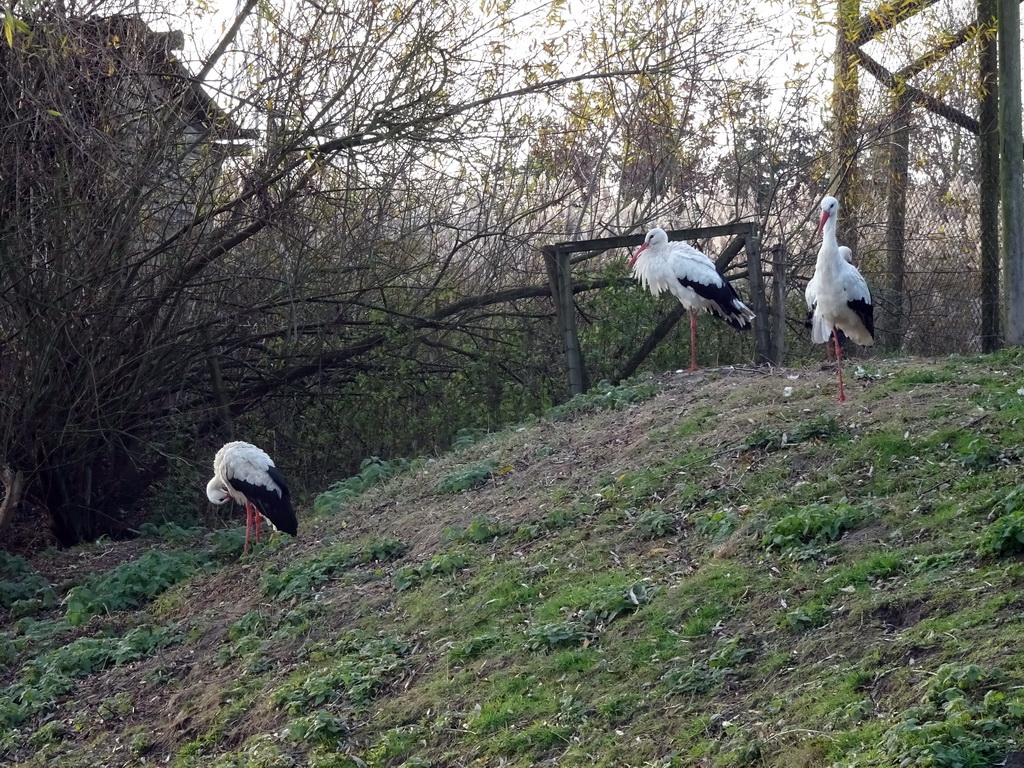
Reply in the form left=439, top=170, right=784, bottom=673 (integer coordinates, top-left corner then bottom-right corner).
left=881, top=93, right=911, bottom=352
left=979, top=0, right=1000, bottom=351
left=999, top=0, right=1024, bottom=345
left=770, top=244, right=787, bottom=365
left=742, top=226, right=772, bottom=364
left=543, top=247, right=588, bottom=396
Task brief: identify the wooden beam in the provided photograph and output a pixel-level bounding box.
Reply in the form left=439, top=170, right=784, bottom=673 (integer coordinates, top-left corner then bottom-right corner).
left=979, top=0, right=1001, bottom=350
left=770, top=244, right=787, bottom=365
left=856, top=47, right=980, bottom=133
left=546, top=222, right=755, bottom=257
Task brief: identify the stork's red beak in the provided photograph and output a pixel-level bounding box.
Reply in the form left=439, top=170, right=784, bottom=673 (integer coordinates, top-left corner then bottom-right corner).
left=816, top=209, right=830, bottom=236
left=628, top=242, right=649, bottom=267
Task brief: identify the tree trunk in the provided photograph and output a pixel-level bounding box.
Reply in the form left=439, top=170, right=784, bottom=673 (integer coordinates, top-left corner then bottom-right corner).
left=833, top=0, right=862, bottom=253
left=0, top=465, right=25, bottom=542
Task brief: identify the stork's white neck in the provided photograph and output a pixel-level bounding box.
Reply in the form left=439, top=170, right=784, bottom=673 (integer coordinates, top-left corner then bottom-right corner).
left=816, top=213, right=843, bottom=275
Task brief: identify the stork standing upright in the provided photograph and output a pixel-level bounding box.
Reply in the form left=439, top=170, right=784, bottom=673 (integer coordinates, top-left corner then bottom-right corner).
left=206, top=441, right=298, bottom=552
left=806, top=245, right=854, bottom=360
left=809, top=197, right=874, bottom=401
left=628, top=228, right=755, bottom=372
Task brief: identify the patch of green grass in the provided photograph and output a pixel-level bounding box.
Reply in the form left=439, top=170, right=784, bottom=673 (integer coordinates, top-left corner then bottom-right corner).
left=887, top=368, right=953, bottom=388
left=272, top=633, right=412, bottom=714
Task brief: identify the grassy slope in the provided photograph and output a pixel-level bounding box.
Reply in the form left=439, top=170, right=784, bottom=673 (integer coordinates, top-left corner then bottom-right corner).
left=3, top=352, right=1024, bottom=767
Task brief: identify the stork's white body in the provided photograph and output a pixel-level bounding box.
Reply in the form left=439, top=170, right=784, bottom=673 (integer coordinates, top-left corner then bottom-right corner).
left=805, top=245, right=853, bottom=317
left=810, top=197, right=874, bottom=401
left=629, top=228, right=754, bottom=371
left=206, top=441, right=297, bottom=552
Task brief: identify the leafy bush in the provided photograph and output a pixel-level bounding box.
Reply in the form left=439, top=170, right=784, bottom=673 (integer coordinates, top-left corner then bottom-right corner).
left=694, top=508, right=741, bottom=541
left=662, top=661, right=727, bottom=695
left=0, top=553, right=55, bottom=614
left=743, top=416, right=841, bottom=451
left=523, top=621, right=594, bottom=651
left=64, top=550, right=202, bottom=626
left=524, top=582, right=654, bottom=651
left=762, top=499, right=867, bottom=555
left=708, top=636, right=755, bottom=669
left=975, top=489, right=1024, bottom=557
left=394, top=551, right=469, bottom=591
left=137, top=521, right=203, bottom=544
left=443, top=516, right=505, bottom=543
left=637, top=508, right=677, bottom=538
left=879, top=664, right=1024, bottom=767
left=544, top=378, right=660, bottom=421
left=447, top=633, right=501, bottom=662
left=436, top=461, right=496, bottom=494
left=577, top=582, right=654, bottom=628
left=263, top=538, right=406, bottom=601
left=778, top=601, right=831, bottom=631
left=0, top=623, right=180, bottom=729
left=314, top=457, right=415, bottom=515
left=287, top=710, right=348, bottom=747
left=452, top=427, right=489, bottom=450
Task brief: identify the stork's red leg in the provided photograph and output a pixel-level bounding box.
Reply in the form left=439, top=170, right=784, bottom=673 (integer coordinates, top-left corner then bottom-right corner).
left=835, top=333, right=846, bottom=402
left=687, top=309, right=699, bottom=372
left=243, top=502, right=253, bottom=553
left=255, top=512, right=262, bottom=543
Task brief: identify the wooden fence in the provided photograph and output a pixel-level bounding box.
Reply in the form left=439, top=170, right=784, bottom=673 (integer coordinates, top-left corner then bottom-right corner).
left=541, top=223, right=780, bottom=396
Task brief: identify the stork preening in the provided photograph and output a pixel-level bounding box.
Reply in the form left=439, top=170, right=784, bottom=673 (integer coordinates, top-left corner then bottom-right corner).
left=628, top=228, right=755, bottom=372
left=809, top=197, right=874, bottom=402
left=206, top=441, right=298, bottom=553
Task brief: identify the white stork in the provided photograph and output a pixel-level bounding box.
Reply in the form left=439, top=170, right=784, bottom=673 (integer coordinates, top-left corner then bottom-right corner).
left=628, top=227, right=755, bottom=372
left=809, top=197, right=874, bottom=401
left=206, top=441, right=298, bottom=552
left=805, top=245, right=853, bottom=360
